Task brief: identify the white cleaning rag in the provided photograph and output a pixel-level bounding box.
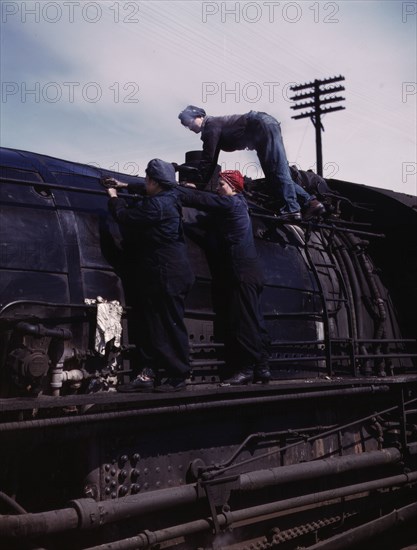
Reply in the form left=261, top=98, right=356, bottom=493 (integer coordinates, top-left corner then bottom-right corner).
left=85, top=296, right=123, bottom=355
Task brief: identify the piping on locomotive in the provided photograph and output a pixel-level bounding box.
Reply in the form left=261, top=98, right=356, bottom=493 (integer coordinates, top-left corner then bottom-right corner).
left=0, top=147, right=416, bottom=550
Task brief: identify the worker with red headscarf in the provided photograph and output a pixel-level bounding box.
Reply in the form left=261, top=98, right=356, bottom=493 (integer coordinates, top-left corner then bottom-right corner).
left=178, top=170, right=270, bottom=385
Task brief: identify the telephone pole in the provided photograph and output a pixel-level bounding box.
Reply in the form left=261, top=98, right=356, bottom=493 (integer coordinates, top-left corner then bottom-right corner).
left=289, top=75, right=345, bottom=176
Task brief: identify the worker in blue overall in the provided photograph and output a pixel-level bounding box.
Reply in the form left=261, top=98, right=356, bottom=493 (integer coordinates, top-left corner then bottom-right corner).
left=106, top=159, right=194, bottom=392
left=178, top=105, right=325, bottom=221
left=178, top=170, right=270, bottom=385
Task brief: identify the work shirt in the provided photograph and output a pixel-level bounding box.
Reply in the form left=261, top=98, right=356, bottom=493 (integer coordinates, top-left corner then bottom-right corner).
left=199, top=113, right=256, bottom=183
left=108, top=189, right=194, bottom=294
left=178, top=187, right=263, bottom=285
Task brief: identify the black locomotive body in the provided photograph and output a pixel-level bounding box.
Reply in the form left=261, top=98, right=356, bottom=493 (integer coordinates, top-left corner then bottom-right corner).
left=0, top=147, right=416, bottom=550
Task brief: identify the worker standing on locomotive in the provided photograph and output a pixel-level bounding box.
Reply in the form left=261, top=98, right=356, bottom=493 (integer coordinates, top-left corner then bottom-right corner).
left=178, top=170, right=270, bottom=385
left=105, top=159, right=194, bottom=392
left=178, top=105, right=325, bottom=222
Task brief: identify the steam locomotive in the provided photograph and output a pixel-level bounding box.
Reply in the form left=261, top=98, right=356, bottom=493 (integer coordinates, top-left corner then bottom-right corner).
left=0, top=146, right=416, bottom=550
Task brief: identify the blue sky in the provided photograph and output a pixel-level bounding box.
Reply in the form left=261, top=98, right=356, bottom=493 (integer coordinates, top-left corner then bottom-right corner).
left=1, top=0, right=416, bottom=195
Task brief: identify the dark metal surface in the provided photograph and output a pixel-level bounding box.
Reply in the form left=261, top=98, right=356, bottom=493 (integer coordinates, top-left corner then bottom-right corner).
left=0, top=147, right=416, bottom=549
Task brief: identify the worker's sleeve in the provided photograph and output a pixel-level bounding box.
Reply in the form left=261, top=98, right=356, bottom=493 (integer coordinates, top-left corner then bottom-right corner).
left=108, top=196, right=162, bottom=227
left=199, top=121, right=222, bottom=183
left=127, top=182, right=146, bottom=194
left=177, top=187, right=233, bottom=213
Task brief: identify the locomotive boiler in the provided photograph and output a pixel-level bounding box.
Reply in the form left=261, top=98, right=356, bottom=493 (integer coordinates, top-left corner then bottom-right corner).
left=0, top=147, right=416, bottom=550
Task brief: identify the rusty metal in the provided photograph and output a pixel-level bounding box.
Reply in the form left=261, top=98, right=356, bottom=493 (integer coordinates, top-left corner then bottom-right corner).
left=0, top=385, right=392, bottom=433
left=0, top=449, right=412, bottom=541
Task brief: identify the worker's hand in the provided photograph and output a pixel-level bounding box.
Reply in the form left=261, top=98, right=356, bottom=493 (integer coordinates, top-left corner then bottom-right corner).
left=107, top=187, right=118, bottom=198
left=101, top=177, right=128, bottom=189
left=182, top=182, right=197, bottom=188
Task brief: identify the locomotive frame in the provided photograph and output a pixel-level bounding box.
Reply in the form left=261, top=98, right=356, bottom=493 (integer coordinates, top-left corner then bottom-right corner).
left=0, top=147, right=416, bottom=550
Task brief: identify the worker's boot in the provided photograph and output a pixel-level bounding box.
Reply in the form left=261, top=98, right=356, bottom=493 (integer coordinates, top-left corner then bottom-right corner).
left=224, top=368, right=254, bottom=386
left=279, top=211, right=301, bottom=222
left=131, top=367, right=156, bottom=391
left=253, top=364, right=271, bottom=384
left=302, top=199, right=326, bottom=220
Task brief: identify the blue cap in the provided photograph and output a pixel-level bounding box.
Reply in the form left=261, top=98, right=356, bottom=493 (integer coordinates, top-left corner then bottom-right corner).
left=145, top=159, right=177, bottom=187
left=178, top=105, right=206, bottom=125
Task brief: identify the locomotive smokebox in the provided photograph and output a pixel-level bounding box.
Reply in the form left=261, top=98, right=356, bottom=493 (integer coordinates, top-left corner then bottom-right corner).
left=178, top=150, right=220, bottom=189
